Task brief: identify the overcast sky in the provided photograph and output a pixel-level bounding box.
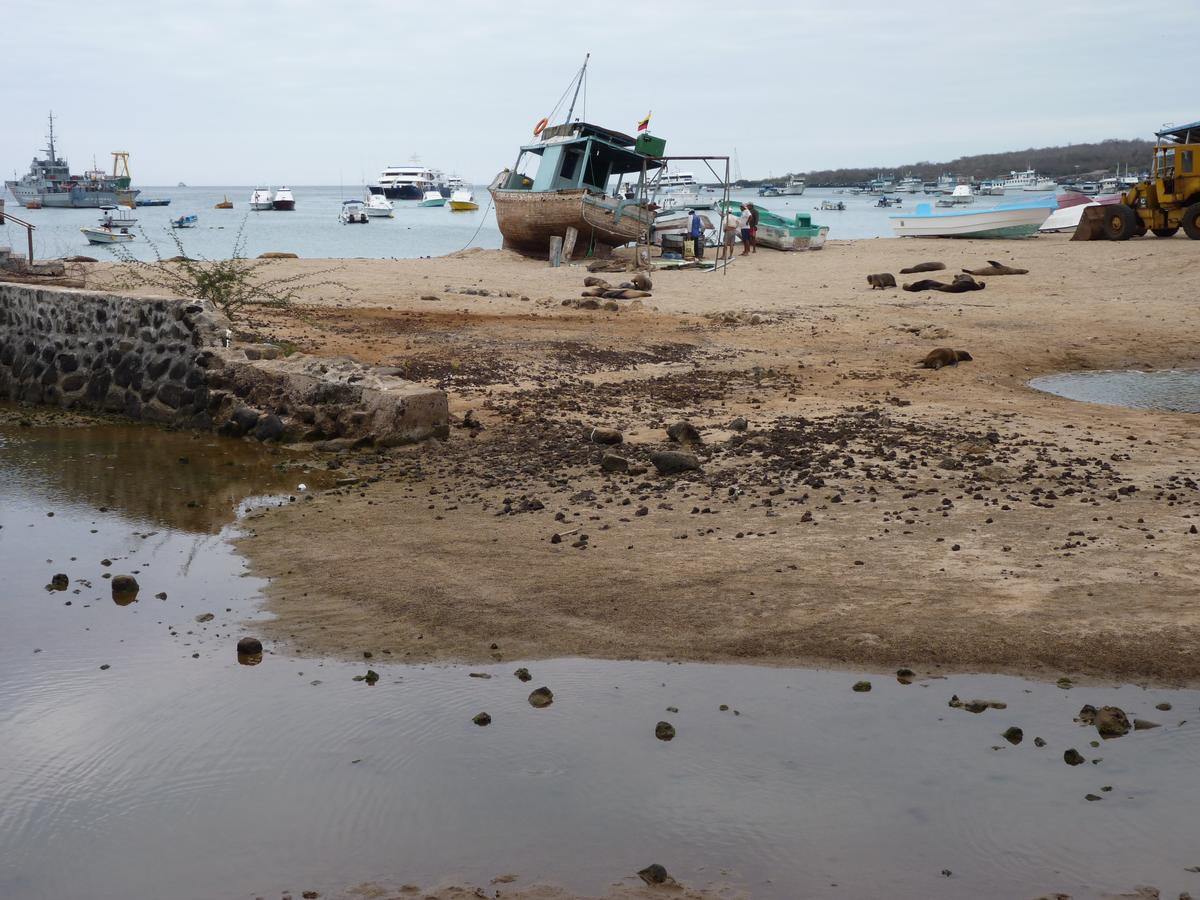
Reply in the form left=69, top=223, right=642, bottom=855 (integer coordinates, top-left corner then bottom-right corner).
left=3, top=0, right=1194, bottom=186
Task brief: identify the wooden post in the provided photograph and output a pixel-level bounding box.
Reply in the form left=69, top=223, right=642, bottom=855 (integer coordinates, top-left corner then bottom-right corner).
left=562, top=226, right=578, bottom=261
left=548, top=235, right=563, bottom=267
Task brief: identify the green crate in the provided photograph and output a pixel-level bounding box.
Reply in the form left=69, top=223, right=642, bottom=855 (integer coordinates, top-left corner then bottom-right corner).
left=635, top=134, right=666, bottom=158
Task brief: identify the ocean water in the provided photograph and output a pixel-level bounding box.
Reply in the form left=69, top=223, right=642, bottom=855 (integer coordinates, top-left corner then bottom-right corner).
left=5, top=185, right=1061, bottom=261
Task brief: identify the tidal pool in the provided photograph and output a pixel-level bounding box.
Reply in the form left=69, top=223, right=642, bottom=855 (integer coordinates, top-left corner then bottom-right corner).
left=2, top=414, right=1200, bottom=900
left=1030, top=369, right=1200, bottom=413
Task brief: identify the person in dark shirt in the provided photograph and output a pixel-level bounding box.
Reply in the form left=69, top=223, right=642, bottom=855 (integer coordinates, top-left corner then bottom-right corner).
left=689, top=209, right=705, bottom=259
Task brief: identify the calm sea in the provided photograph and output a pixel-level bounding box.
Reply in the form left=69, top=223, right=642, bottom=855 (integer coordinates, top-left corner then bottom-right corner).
left=3, top=185, right=1058, bottom=260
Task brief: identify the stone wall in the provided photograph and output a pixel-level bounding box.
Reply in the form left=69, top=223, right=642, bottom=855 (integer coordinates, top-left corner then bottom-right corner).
left=0, top=283, right=448, bottom=445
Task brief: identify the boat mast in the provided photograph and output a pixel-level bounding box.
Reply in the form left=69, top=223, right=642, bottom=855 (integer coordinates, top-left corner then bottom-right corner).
left=565, top=53, right=589, bottom=124
left=46, top=111, right=56, bottom=162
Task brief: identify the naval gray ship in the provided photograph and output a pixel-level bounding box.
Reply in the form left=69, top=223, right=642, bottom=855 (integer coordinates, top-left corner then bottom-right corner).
left=5, top=113, right=139, bottom=208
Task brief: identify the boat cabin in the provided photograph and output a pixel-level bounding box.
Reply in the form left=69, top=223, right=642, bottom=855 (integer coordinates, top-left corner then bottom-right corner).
left=499, top=122, right=663, bottom=196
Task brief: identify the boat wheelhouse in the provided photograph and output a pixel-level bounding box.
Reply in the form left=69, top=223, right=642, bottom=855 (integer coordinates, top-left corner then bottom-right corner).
left=781, top=176, right=806, bottom=196
left=895, top=175, right=921, bottom=194
left=489, top=120, right=662, bottom=259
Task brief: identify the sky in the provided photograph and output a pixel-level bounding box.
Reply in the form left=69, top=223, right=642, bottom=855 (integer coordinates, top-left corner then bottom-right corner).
left=2, top=0, right=1195, bottom=186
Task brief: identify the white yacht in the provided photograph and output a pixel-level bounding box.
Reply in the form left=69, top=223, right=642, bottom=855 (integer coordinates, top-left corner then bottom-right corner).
left=365, top=193, right=394, bottom=217
left=867, top=175, right=895, bottom=194
left=249, top=188, right=274, bottom=211
left=935, top=184, right=975, bottom=207
left=1003, top=169, right=1056, bottom=192
left=370, top=159, right=442, bottom=200
left=895, top=175, right=922, bottom=194
left=653, top=169, right=715, bottom=210
left=272, top=187, right=295, bottom=211
left=977, top=180, right=1006, bottom=196
left=781, top=176, right=806, bottom=196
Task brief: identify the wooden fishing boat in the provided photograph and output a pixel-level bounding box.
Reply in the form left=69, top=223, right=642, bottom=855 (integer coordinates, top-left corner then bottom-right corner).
left=488, top=57, right=662, bottom=259
left=214, top=195, right=233, bottom=209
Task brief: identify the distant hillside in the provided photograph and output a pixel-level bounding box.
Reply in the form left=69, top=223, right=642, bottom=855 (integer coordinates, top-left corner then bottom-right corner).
left=758, top=138, right=1155, bottom=187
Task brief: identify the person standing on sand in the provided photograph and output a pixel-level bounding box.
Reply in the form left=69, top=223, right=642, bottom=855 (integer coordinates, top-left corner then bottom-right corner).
left=745, top=201, right=758, bottom=253
left=720, top=207, right=739, bottom=262
left=738, top=203, right=753, bottom=256
left=689, top=208, right=705, bottom=259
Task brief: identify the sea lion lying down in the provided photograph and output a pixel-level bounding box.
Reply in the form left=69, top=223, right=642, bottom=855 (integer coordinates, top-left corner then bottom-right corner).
left=903, top=274, right=986, bottom=293
left=899, top=261, right=946, bottom=274
left=963, top=260, right=1028, bottom=276
left=581, top=288, right=652, bottom=300
left=918, top=348, right=973, bottom=369
left=867, top=273, right=897, bottom=289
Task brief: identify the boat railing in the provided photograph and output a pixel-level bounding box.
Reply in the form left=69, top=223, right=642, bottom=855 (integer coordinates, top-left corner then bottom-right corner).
left=0, top=199, right=36, bottom=262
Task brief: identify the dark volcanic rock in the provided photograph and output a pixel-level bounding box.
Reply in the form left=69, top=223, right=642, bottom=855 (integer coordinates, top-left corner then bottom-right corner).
left=728, top=416, right=748, bottom=432
left=1002, top=726, right=1024, bottom=745
left=472, top=712, right=492, bottom=726
left=528, top=686, right=554, bottom=708
left=111, top=574, right=139, bottom=598
left=253, top=413, right=284, bottom=442
left=236, top=636, right=263, bottom=655
left=514, top=667, right=532, bottom=682
left=655, top=721, right=676, bottom=741
left=600, top=453, right=630, bottom=474
left=589, top=427, right=624, bottom=445
left=1095, top=706, right=1131, bottom=739
left=637, top=864, right=673, bottom=886
left=1064, top=748, right=1086, bottom=766
left=650, top=450, right=700, bottom=476
left=666, top=420, right=703, bottom=445
left=49, top=573, right=69, bottom=591
left=852, top=680, right=872, bottom=692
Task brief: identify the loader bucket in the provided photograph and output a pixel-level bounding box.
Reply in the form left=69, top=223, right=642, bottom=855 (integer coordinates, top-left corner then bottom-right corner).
left=1071, top=205, right=1107, bottom=240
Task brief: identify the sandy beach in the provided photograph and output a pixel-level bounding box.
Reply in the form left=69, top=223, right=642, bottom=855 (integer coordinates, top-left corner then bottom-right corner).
left=84, top=235, right=1200, bottom=682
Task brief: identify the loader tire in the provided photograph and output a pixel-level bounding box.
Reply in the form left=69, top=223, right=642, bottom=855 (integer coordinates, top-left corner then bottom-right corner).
left=1101, top=204, right=1139, bottom=241
left=1151, top=227, right=1179, bottom=238
left=1182, top=203, right=1200, bottom=240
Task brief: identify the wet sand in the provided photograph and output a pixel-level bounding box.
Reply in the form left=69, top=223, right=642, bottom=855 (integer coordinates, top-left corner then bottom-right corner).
left=85, top=236, right=1200, bottom=681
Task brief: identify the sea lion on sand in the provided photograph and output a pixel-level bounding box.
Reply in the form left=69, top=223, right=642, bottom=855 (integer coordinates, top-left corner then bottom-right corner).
left=963, top=260, right=1029, bottom=276
left=903, top=274, right=986, bottom=293
left=918, top=348, right=973, bottom=369
left=899, top=261, right=946, bottom=274
left=631, top=272, right=653, bottom=291
left=583, top=276, right=611, bottom=288
left=603, top=289, right=652, bottom=300
left=581, top=287, right=607, bottom=298
left=867, top=273, right=897, bottom=289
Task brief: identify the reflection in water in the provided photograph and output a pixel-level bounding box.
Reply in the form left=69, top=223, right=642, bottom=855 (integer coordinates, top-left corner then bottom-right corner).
left=3, top=418, right=1200, bottom=900
left=1030, top=369, right=1200, bottom=413
left=0, top=414, right=319, bottom=533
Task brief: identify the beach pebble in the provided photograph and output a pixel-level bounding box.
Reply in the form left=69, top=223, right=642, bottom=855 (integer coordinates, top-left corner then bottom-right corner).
left=637, top=864, right=672, bottom=886
left=49, top=573, right=69, bottom=591
left=1095, top=706, right=1131, bottom=739
left=514, top=667, right=532, bottom=682
left=650, top=450, right=700, bottom=476
left=528, top=686, right=554, bottom=708
left=111, top=575, right=139, bottom=598
left=1003, top=726, right=1024, bottom=745
left=237, top=637, right=263, bottom=655
left=852, top=681, right=872, bottom=692
left=666, top=420, right=702, bottom=445
left=600, top=453, right=630, bottom=474
left=589, top=427, right=623, bottom=445
left=1064, top=748, right=1085, bottom=766
left=472, top=712, right=491, bottom=727
left=655, top=721, right=676, bottom=741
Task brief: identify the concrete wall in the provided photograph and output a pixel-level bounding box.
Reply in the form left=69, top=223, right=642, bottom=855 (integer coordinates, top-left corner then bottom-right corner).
left=0, top=283, right=448, bottom=445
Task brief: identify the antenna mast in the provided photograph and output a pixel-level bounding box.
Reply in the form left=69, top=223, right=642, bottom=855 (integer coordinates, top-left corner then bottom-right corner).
left=565, top=53, right=590, bottom=124
left=46, top=111, right=57, bottom=162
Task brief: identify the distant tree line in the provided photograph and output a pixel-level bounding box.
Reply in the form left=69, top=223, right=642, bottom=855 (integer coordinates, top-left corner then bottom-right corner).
left=747, top=138, right=1156, bottom=187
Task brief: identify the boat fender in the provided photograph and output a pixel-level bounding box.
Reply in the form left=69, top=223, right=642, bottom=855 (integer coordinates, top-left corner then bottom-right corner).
left=533, top=117, right=549, bottom=136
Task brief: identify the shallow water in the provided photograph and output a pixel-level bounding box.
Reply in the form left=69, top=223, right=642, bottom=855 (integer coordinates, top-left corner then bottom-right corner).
left=3, top=184, right=1020, bottom=261
left=3, top=417, right=1200, bottom=899
left=1031, top=369, right=1200, bottom=413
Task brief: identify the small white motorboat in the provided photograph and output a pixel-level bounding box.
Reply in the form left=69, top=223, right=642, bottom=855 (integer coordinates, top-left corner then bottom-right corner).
left=250, top=188, right=274, bottom=211
left=819, top=200, right=846, bottom=211
left=891, top=197, right=1055, bottom=238
left=339, top=199, right=369, bottom=224
left=272, top=187, right=296, bottom=211
left=81, top=226, right=134, bottom=244
left=98, top=205, right=137, bottom=229
left=365, top=194, right=394, bottom=217
left=936, top=184, right=975, bottom=207
left=418, top=190, right=446, bottom=207
left=447, top=189, right=479, bottom=211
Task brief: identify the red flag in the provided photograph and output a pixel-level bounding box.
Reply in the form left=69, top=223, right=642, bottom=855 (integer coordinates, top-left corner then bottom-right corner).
left=637, top=112, right=651, bottom=133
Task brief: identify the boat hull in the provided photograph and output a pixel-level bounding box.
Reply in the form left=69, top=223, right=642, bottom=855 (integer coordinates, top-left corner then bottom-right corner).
left=369, top=185, right=425, bottom=200
left=448, top=201, right=479, bottom=211
left=81, top=227, right=134, bottom=244
left=756, top=223, right=829, bottom=251
left=365, top=207, right=394, bottom=217
left=418, top=198, right=446, bottom=207
left=272, top=200, right=295, bottom=211
left=490, top=188, right=653, bottom=258
left=136, top=198, right=171, bottom=207
left=891, top=201, right=1053, bottom=238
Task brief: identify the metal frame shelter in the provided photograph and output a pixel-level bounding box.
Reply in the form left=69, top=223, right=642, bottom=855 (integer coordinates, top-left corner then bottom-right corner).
left=636, top=155, right=733, bottom=275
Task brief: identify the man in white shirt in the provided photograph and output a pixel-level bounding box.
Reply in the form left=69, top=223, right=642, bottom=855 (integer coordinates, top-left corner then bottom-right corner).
left=737, top=204, right=753, bottom=256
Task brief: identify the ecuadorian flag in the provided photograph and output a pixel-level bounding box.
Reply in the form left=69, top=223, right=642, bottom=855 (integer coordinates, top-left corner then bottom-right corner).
left=637, top=112, right=651, bottom=133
